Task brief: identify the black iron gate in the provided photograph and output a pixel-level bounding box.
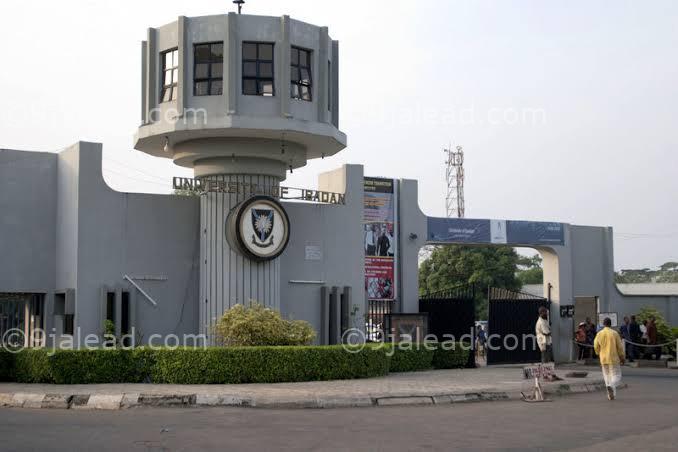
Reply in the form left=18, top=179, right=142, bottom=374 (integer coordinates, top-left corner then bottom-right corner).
left=486, top=287, right=550, bottom=365
left=419, top=284, right=476, bottom=367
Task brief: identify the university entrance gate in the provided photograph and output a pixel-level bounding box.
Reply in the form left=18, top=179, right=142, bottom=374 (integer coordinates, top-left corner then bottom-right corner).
left=419, top=283, right=476, bottom=368
left=486, top=287, right=550, bottom=365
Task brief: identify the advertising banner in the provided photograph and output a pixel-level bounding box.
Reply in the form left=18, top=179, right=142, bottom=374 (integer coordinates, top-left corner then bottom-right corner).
left=364, top=177, right=397, bottom=301
left=427, top=217, right=564, bottom=246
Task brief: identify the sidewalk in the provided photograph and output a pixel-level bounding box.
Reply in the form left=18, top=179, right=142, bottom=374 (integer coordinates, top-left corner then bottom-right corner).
left=0, top=366, right=605, bottom=410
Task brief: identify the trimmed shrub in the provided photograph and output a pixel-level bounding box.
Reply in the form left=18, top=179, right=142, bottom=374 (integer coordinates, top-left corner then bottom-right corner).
left=47, top=349, right=142, bottom=384
left=14, top=349, right=52, bottom=383
left=431, top=343, right=471, bottom=369
left=147, top=345, right=389, bottom=384
left=7, top=345, right=389, bottom=384
left=388, top=344, right=435, bottom=372
left=214, top=303, right=316, bottom=346
left=4, top=342, right=471, bottom=385
left=0, top=350, right=16, bottom=382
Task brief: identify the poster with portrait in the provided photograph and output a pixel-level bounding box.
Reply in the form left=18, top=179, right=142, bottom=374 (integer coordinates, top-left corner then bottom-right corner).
left=364, top=177, right=397, bottom=301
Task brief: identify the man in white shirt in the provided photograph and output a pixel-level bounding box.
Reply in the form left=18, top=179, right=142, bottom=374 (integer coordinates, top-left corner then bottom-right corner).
left=536, top=306, right=553, bottom=363
left=364, top=225, right=376, bottom=256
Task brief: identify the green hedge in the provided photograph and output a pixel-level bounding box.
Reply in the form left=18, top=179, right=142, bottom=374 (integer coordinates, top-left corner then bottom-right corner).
left=388, top=345, right=435, bottom=372
left=386, top=342, right=470, bottom=372
left=431, top=342, right=471, bottom=369
left=3, top=346, right=390, bottom=384
left=145, top=346, right=389, bottom=384
left=1, top=342, right=470, bottom=384
left=0, top=350, right=16, bottom=382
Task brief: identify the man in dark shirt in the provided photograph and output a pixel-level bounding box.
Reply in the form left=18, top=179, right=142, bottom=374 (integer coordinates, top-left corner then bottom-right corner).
left=620, top=316, right=633, bottom=362
left=647, top=316, right=661, bottom=360
left=376, top=229, right=390, bottom=257
left=628, top=315, right=642, bottom=361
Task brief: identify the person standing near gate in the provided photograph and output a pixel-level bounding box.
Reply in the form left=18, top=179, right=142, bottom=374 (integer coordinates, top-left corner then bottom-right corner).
left=536, top=306, right=553, bottom=363
left=629, top=315, right=641, bottom=362
left=620, top=316, right=633, bottom=363
left=594, top=317, right=625, bottom=400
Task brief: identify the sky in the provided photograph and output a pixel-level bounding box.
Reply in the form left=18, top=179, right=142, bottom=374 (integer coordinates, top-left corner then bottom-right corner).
left=1, top=0, right=676, bottom=270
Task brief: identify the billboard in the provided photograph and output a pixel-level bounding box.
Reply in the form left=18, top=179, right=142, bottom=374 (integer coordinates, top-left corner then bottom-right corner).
left=364, top=177, right=397, bottom=301
left=427, top=217, right=564, bottom=246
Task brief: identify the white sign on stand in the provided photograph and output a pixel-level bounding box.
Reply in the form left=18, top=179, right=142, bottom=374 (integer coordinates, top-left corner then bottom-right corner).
left=598, top=312, right=618, bottom=327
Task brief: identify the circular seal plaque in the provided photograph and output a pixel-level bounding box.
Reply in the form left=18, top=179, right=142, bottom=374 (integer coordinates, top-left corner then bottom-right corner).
left=226, top=195, right=290, bottom=262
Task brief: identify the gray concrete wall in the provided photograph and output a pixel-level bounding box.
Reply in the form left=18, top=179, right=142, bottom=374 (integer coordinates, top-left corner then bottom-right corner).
left=397, top=179, right=428, bottom=314
left=71, top=143, right=200, bottom=342
left=279, top=164, right=365, bottom=341
left=0, top=149, right=57, bottom=293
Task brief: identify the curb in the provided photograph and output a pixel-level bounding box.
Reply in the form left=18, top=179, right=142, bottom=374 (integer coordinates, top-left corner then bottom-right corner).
left=0, top=380, right=607, bottom=411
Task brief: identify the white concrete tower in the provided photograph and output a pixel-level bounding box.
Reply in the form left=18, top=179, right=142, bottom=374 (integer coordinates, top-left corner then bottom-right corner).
left=134, top=13, right=346, bottom=337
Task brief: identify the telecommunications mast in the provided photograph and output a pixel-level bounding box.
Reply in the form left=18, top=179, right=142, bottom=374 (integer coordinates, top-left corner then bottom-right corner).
left=444, top=145, right=465, bottom=218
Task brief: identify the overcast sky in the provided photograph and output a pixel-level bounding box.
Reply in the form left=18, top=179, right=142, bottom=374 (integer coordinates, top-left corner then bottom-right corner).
left=1, top=0, right=676, bottom=270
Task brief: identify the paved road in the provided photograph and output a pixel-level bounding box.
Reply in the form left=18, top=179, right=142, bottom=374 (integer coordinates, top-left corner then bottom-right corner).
left=1, top=367, right=676, bottom=451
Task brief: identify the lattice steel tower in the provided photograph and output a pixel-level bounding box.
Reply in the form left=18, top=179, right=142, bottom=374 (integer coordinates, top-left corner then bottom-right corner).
left=445, top=145, right=465, bottom=218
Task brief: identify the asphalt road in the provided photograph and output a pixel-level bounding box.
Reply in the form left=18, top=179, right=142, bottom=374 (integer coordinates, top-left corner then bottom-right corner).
left=1, top=367, right=676, bottom=452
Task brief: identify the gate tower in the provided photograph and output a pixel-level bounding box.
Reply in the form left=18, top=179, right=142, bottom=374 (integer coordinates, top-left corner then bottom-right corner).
left=134, top=13, right=346, bottom=336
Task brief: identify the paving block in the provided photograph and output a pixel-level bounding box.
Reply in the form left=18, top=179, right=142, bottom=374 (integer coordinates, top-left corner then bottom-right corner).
left=432, top=395, right=452, bottom=405
left=86, top=394, right=123, bottom=410
left=479, top=392, right=510, bottom=401
left=41, top=394, right=73, bottom=409
left=195, top=394, right=250, bottom=406
left=121, top=393, right=140, bottom=408
left=138, top=394, right=196, bottom=407
left=0, top=393, right=13, bottom=406
left=376, top=396, right=434, bottom=406
left=70, top=394, right=91, bottom=409
left=251, top=398, right=321, bottom=409
left=317, top=397, right=374, bottom=408
left=635, top=359, right=668, bottom=369
left=450, top=393, right=482, bottom=403
left=12, top=393, right=45, bottom=408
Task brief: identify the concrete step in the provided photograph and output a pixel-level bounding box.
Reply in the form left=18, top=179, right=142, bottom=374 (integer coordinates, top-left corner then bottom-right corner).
left=629, top=359, right=669, bottom=368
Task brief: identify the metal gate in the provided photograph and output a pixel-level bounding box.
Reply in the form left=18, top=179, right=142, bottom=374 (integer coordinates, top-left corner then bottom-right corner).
left=0, top=293, right=45, bottom=348
left=419, top=284, right=476, bottom=367
left=486, top=287, right=549, bottom=365
left=366, top=299, right=393, bottom=342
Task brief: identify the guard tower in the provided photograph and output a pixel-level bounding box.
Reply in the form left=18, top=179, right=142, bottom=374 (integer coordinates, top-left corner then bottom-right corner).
left=134, top=13, right=346, bottom=336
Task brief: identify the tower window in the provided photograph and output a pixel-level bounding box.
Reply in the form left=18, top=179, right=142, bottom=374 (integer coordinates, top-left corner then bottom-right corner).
left=290, top=47, right=312, bottom=101
left=160, top=48, right=179, bottom=102
left=242, top=42, right=275, bottom=96
left=194, top=42, right=223, bottom=96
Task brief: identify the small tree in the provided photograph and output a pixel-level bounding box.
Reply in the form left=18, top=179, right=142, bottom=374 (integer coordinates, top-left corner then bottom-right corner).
left=635, top=307, right=675, bottom=356
left=214, top=303, right=315, bottom=346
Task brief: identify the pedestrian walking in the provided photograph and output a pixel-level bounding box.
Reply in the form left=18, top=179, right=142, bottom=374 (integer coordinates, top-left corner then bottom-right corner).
left=536, top=306, right=553, bottom=363
left=594, top=317, right=625, bottom=400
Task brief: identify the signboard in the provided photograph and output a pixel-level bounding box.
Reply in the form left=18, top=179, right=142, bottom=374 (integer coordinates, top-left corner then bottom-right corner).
left=427, top=218, right=565, bottom=246
left=523, top=362, right=555, bottom=380
left=490, top=220, right=508, bottom=244
left=364, top=177, right=397, bottom=301
left=304, top=245, right=322, bottom=261
left=173, top=177, right=346, bottom=205
left=560, top=305, right=575, bottom=318
left=598, top=312, right=618, bottom=327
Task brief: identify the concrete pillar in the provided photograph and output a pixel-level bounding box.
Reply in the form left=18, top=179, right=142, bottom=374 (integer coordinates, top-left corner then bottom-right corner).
left=199, top=173, right=282, bottom=341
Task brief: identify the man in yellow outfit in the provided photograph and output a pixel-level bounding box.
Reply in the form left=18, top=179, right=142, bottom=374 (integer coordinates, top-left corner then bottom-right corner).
left=594, top=317, right=625, bottom=400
